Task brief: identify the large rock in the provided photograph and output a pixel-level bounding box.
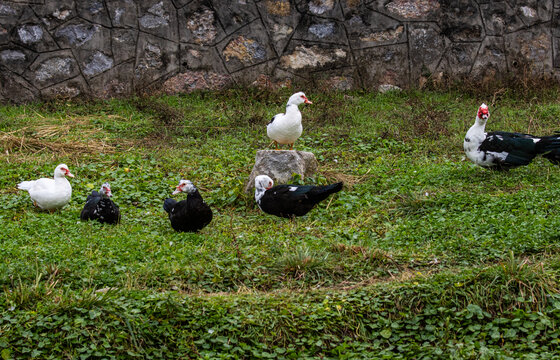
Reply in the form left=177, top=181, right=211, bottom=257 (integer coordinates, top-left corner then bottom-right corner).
left=244, top=150, right=319, bottom=193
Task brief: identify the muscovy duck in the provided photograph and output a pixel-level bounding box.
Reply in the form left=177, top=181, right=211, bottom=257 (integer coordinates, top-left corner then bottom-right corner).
left=17, top=164, right=74, bottom=210
left=267, top=92, right=312, bottom=150
left=80, top=182, right=121, bottom=224
left=464, top=103, right=560, bottom=170
left=163, top=180, right=213, bottom=232
left=254, top=175, right=343, bottom=218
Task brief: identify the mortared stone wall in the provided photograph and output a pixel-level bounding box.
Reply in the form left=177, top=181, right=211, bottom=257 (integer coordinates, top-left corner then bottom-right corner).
left=0, top=0, right=559, bottom=102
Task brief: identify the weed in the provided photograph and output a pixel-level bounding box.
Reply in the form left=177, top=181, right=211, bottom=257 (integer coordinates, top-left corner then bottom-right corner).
left=273, top=246, right=330, bottom=280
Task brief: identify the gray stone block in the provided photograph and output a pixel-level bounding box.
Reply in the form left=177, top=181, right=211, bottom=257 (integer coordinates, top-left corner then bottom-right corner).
left=344, top=9, right=404, bottom=49
left=138, top=0, right=178, bottom=41
left=296, top=0, right=345, bottom=20
left=106, top=0, right=139, bottom=28
left=211, top=0, right=260, bottom=35
left=244, top=150, right=319, bottom=193
left=178, top=1, right=226, bottom=46
left=231, top=59, right=278, bottom=85
left=279, top=41, right=352, bottom=76
left=480, top=2, right=524, bottom=36
left=218, top=20, right=276, bottom=73
left=0, top=2, right=21, bottom=16
left=88, top=60, right=134, bottom=98
left=0, top=45, right=37, bottom=74
left=33, top=0, right=76, bottom=31
left=40, top=75, right=90, bottom=100
left=24, top=50, right=80, bottom=89
left=179, top=43, right=227, bottom=73
left=292, top=15, right=348, bottom=45
left=354, top=43, right=409, bottom=88
left=409, top=23, right=446, bottom=80
left=161, top=70, right=233, bottom=94
left=309, top=66, right=356, bottom=90
left=0, top=2, right=25, bottom=45
left=438, top=42, right=479, bottom=77
left=112, top=28, right=138, bottom=64
left=13, top=8, right=59, bottom=52
left=134, top=32, right=179, bottom=88
left=440, top=0, right=484, bottom=42
left=470, top=36, right=507, bottom=82
left=54, top=19, right=110, bottom=51
left=512, top=0, right=552, bottom=25
left=0, top=70, right=38, bottom=104
left=83, top=51, right=114, bottom=78
left=372, top=0, right=441, bottom=21
left=257, top=0, right=302, bottom=55
left=505, top=25, right=553, bottom=73
left=76, top=0, right=112, bottom=27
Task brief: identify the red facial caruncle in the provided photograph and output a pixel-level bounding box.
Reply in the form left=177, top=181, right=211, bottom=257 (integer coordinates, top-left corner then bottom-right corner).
left=301, top=95, right=313, bottom=104
left=478, top=106, right=489, bottom=119
left=62, top=167, right=75, bottom=178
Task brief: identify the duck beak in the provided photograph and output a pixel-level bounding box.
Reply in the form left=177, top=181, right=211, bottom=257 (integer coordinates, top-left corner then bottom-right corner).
left=65, top=170, right=74, bottom=178
left=304, top=97, right=312, bottom=104
left=172, top=186, right=181, bottom=195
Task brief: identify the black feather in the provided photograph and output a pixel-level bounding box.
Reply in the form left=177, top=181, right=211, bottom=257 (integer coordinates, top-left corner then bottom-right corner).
left=164, top=190, right=212, bottom=232
left=80, top=191, right=120, bottom=224
left=478, top=131, right=560, bottom=169
left=258, top=182, right=343, bottom=218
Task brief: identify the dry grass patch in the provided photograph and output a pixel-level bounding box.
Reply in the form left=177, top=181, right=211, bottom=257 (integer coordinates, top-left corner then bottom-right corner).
left=322, top=170, right=371, bottom=188
left=1, top=131, right=116, bottom=155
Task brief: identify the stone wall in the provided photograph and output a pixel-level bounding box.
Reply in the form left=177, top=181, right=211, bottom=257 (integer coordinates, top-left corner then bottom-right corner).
left=0, top=0, right=559, bottom=102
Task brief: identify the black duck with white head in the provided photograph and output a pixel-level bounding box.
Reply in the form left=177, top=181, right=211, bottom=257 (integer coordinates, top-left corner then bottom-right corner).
left=80, top=182, right=120, bottom=224
left=163, top=180, right=213, bottom=232
left=254, top=175, right=342, bottom=218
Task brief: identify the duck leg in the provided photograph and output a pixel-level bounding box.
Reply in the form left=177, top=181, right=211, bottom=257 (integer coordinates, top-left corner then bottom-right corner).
left=289, top=143, right=294, bottom=150
left=274, top=141, right=279, bottom=150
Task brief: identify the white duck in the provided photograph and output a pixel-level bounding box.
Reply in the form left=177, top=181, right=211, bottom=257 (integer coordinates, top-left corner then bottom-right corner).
left=17, top=163, right=74, bottom=211
left=267, top=92, right=312, bottom=150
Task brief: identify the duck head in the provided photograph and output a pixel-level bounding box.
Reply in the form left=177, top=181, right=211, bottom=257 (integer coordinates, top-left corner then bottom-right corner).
left=172, top=179, right=196, bottom=195
left=287, top=92, right=312, bottom=106
left=99, top=182, right=112, bottom=197
left=54, top=164, right=74, bottom=178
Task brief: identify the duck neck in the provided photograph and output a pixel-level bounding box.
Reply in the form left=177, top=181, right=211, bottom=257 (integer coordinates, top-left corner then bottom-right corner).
left=255, top=187, right=266, bottom=204
left=285, top=103, right=300, bottom=114
left=472, top=116, right=487, bottom=132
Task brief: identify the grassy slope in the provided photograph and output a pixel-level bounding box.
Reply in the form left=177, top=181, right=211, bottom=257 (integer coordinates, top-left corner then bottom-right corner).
left=1, top=88, right=560, bottom=359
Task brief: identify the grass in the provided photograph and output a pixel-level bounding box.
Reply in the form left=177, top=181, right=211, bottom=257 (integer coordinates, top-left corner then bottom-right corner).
left=1, top=87, right=560, bottom=358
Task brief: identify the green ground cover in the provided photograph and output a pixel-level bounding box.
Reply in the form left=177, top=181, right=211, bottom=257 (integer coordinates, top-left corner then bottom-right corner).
left=1, top=88, right=560, bottom=359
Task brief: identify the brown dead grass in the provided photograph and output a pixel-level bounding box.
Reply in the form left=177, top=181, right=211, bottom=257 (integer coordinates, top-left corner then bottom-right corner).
left=322, top=170, right=372, bottom=188
left=1, top=131, right=115, bottom=155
